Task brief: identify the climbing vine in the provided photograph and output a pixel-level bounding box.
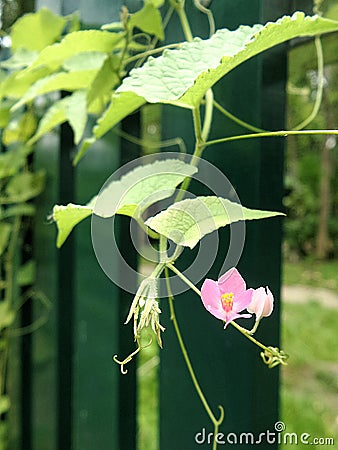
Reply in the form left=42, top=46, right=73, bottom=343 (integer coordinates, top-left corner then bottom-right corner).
left=0, top=1, right=337, bottom=449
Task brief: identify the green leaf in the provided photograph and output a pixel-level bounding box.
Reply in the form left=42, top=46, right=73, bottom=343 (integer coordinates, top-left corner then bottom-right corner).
left=147, top=0, right=165, bottom=7
left=53, top=199, right=95, bottom=248
left=53, top=159, right=197, bottom=246
left=86, top=56, right=120, bottom=112
left=28, top=91, right=87, bottom=145
left=83, top=12, right=338, bottom=149
left=22, top=30, right=123, bottom=73
left=66, top=11, right=81, bottom=33
left=0, top=48, right=39, bottom=70
left=0, top=396, right=10, bottom=415
left=0, top=301, right=15, bottom=329
left=5, top=170, right=45, bottom=202
left=129, top=2, right=164, bottom=40
left=75, top=91, right=145, bottom=163
left=0, top=103, right=11, bottom=127
left=65, top=91, right=88, bottom=144
left=17, top=260, right=36, bottom=286
left=0, top=67, right=50, bottom=100
left=0, top=421, right=8, bottom=449
left=73, top=137, right=96, bottom=165
left=117, top=12, right=338, bottom=108
left=0, top=203, right=36, bottom=219
left=3, top=111, right=37, bottom=145
left=94, top=159, right=198, bottom=218
left=28, top=97, right=68, bottom=144
left=62, top=51, right=107, bottom=71
left=0, top=223, right=11, bottom=256
left=95, top=92, right=145, bottom=138
left=11, top=8, right=66, bottom=51
left=145, top=196, right=285, bottom=249
left=0, top=146, right=27, bottom=179
left=12, top=70, right=99, bottom=111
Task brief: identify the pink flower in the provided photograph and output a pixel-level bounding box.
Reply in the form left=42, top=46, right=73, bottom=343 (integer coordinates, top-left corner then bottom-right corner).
left=247, top=287, right=274, bottom=321
left=200, top=268, right=253, bottom=328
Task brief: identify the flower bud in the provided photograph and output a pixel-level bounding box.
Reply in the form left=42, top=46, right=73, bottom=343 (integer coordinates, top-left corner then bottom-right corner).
left=247, top=286, right=274, bottom=321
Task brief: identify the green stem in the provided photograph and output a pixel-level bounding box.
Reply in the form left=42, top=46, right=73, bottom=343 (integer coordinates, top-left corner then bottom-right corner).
left=248, top=319, right=260, bottom=335
left=174, top=107, right=205, bottom=203
left=193, top=106, right=203, bottom=142
left=292, top=36, right=324, bottom=131
left=230, top=321, right=267, bottom=351
left=117, top=29, right=131, bottom=79
left=204, top=129, right=338, bottom=148
left=202, top=89, right=214, bottom=142
left=159, top=234, right=168, bottom=263
left=5, top=215, right=21, bottom=305
left=124, top=42, right=181, bottom=65
left=1, top=215, right=21, bottom=400
left=0, top=343, right=8, bottom=396
left=213, top=99, right=266, bottom=133
left=150, top=261, right=166, bottom=280
left=136, top=218, right=160, bottom=240
left=167, top=262, right=201, bottom=296
left=9, top=289, right=52, bottom=337
left=168, top=244, right=183, bottom=262
left=174, top=1, right=194, bottom=42
left=135, top=5, right=175, bottom=68
left=193, top=0, right=215, bottom=37
left=116, top=128, right=187, bottom=154
left=164, top=267, right=224, bottom=450
left=172, top=1, right=214, bottom=202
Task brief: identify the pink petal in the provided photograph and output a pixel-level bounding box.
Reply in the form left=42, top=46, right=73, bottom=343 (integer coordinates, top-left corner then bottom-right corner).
left=201, top=279, right=225, bottom=320
left=206, top=305, right=227, bottom=321
left=223, top=311, right=252, bottom=328
left=247, top=287, right=265, bottom=317
left=218, top=267, right=246, bottom=295
left=233, top=288, right=254, bottom=312
left=262, top=287, right=274, bottom=317
left=247, top=286, right=274, bottom=319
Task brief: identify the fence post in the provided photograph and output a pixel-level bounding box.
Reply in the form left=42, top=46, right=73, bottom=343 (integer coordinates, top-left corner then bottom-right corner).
left=31, top=2, right=138, bottom=449
left=159, top=2, right=290, bottom=449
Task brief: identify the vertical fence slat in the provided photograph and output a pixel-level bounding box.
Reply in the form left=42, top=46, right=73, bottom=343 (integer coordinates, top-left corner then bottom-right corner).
left=116, top=114, right=142, bottom=450
left=74, top=127, right=121, bottom=450
left=57, top=122, right=75, bottom=449
left=32, top=135, right=59, bottom=450
left=31, top=2, right=139, bottom=449
left=160, top=2, right=289, bottom=449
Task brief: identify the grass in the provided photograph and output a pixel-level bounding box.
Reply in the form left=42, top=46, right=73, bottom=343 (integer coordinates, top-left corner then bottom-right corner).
left=283, top=258, right=338, bottom=292
left=281, top=259, right=338, bottom=449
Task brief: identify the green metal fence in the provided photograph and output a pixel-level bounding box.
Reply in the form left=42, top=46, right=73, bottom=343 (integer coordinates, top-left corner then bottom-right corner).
left=159, top=2, right=288, bottom=449
left=12, top=0, right=292, bottom=449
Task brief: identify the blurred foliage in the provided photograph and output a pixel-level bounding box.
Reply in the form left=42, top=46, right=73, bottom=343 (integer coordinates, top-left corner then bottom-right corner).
left=0, top=3, right=165, bottom=448
left=285, top=2, right=338, bottom=259
left=0, top=0, right=34, bottom=30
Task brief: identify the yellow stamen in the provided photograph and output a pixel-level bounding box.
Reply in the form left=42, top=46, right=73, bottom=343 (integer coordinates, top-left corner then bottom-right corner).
left=221, top=292, right=234, bottom=312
